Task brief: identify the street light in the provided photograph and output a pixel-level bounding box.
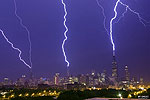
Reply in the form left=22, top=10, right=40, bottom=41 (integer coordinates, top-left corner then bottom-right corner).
left=118, top=93, right=123, bottom=99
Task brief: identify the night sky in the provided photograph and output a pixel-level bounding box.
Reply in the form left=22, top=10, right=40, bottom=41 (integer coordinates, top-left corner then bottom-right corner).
left=0, top=0, right=149, bottom=81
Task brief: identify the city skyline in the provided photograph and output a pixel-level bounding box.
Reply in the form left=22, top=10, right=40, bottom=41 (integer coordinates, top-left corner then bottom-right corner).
left=0, top=64, right=147, bottom=91
left=0, top=0, right=150, bottom=82
left=0, top=64, right=147, bottom=84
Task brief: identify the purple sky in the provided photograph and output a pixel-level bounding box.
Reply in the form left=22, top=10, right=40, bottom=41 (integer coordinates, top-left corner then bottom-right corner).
left=0, top=0, right=150, bottom=81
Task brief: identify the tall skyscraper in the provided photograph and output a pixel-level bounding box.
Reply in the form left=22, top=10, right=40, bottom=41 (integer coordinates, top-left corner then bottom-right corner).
left=125, top=65, right=130, bottom=81
left=67, top=67, right=70, bottom=77
left=140, top=77, right=144, bottom=85
left=101, top=70, right=107, bottom=83
left=54, top=73, right=60, bottom=85
left=112, top=55, right=118, bottom=82
left=78, top=74, right=87, bottom=85
left=30, top=68, right=33, bottom=80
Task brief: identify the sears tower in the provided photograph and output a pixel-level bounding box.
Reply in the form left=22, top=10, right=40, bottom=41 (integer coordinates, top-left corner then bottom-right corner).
left=112, top=52, right=118, bottom=82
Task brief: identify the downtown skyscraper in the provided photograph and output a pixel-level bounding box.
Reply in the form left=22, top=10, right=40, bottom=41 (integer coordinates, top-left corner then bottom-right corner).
left=112, top=55, right=118, bottom=82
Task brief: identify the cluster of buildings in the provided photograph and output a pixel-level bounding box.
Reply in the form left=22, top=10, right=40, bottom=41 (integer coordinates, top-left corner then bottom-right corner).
left=0, top=55, right=148, bottom=90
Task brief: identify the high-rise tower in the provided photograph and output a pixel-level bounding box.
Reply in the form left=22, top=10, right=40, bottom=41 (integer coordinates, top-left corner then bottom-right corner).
left=112, top=53, right=118, bottom=82
left=67, top=67, right=70, bottom=77
left=54, top=73, right=60, bottom=85
left=30, top=68, right=33, bottom=79
left=125, top=65, right=130, bottom=81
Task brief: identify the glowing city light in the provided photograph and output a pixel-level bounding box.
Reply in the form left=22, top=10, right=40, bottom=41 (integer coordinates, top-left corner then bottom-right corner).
left=61, top=0, right=70, bottom=67
left=118, top=93, right=122, bottom=97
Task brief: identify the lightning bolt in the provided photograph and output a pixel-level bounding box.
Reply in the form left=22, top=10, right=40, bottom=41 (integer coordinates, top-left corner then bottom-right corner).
left=118, top=1, right=149, bottom=26
left=114, top=6, right=128, bottom=24
left=96, top=0, right=109, bottom=36
left=61, top=0, right=70, bottom=67
left=111, top=0, right=150, bottom=55
left=97, top=0, right=150, bottom=56
left=13, top=0, right=32, bottom=68
left=0, top=29, right=31, bottom=69
left=109, top=0, right=120, bottom=55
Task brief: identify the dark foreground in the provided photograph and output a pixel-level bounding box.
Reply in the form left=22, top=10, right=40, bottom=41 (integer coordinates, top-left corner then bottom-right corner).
left=0, top=88, right=150, bottom=100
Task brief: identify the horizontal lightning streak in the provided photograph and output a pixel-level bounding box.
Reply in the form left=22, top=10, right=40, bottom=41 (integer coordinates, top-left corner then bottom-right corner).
left=61, top=0, right=70, bottom=67
left=0, top=29, right=31, bottom=69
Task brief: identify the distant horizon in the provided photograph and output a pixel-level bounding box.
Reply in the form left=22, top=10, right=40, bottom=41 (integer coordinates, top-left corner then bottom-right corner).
left=0, top=64, right=149, bottom=83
